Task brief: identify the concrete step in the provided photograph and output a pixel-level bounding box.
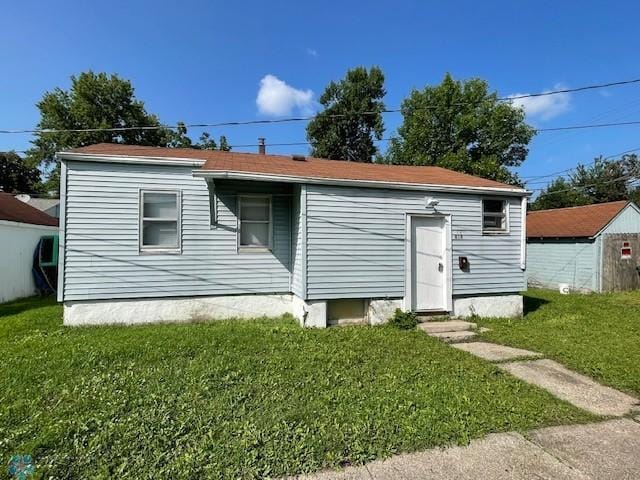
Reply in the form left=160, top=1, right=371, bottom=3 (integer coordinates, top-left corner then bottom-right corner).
left=417, top=320, right=477, bottom=334
left=429, top=330, right=478, bottom=343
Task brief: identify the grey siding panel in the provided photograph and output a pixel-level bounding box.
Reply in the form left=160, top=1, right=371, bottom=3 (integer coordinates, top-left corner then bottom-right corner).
left=526, top=240, right=596, bottom=291
left=305, top=185, right=525, bottom=300
left=63, top=161, right=291, bottom=301
left=601, top=204, right=640, bottom=234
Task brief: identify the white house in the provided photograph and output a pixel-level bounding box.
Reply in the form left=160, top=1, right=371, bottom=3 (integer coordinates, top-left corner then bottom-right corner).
left=57, top=144, right=529, bottom=327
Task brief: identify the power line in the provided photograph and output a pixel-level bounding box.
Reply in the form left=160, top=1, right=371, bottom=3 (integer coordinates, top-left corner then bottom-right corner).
left=2, top=77, right=640, bottom=135
left=536, top=120, right=640, bottom=132
left=528, top=173, right=636, bottom=194
left=6, top=117, right=640, bottom=143
left=506, top=78, right=640, bottom=100
left=523, top=146, right=640, bottom=184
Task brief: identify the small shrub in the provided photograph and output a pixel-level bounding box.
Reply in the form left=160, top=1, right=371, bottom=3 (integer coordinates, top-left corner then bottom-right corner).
left=388, top=309, right=418, bottom=330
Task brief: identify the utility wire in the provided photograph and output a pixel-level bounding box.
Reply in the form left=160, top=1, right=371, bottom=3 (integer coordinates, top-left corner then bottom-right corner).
left=506, top=78, right=640, bottom=100
left=528, top=173, right=636, bottom=194
left=2, top=77, right=640, bottom=135
left=523, top=146, right=640, bottom=184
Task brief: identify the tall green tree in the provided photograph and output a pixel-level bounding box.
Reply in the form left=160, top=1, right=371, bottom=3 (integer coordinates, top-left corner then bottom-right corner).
left=531, top=155, right=640, bottom=210
left=570, top=156, right=635, bottom=203
left=529, top=177, right=589, bottom=210
left=0, top=151, right=42, bottom=193
left=306, top=66, right=385, bottom=162
left=26, top=71, right=232, bottom=192
left=386, top=73, right=535, bottom=184
left=194, top=132, right=232, bottom=151
left=27, top=72, right=173, bottom=175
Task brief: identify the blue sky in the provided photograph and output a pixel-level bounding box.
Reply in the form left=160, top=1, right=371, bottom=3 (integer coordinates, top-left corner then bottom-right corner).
left=2, top=0, right=640, bottom=191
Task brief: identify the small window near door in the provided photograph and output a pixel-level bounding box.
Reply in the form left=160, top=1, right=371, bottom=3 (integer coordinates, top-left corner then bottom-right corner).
left=140, top=190, right=181, bottom=252
left=482, top=199, right=507, bottom=233
left=238, top=195, right=272, bottom=250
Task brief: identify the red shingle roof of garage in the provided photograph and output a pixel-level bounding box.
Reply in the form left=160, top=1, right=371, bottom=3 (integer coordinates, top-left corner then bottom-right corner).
left=527, top=201, right=629, bottom=238
left=0, top=193, right=58, bottom=226
left=65, top=144, right=524, bottom=191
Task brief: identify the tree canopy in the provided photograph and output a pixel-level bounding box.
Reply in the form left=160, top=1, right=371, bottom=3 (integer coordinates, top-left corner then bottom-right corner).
left=0, top=151, right=41, bottom=194
left=530, top=155, right=640, bottom=210
left=26, top=71, right=230, bottom=192
left=386, top=73, right=535, bottom=184
left=306, top=66, right=385, bottom=162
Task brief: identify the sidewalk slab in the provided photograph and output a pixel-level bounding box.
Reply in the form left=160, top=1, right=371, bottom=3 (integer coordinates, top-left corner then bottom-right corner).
left=498, top=359, right=639, bottom=416
left=529, top=419, right=640, bottom=479
left=452, top=342, right=542, bottom=361
left=295, top=431, right=588, bottom=480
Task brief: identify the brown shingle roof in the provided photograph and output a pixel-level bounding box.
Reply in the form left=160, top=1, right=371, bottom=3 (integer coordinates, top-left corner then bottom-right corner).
left=0, top=193, right=58, bottom=227
left=527, top=201, right=629, bottom=238
left=65, top=144, right=524, bottom=191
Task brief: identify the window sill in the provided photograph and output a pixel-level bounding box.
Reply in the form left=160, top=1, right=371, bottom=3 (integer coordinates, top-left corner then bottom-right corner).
left=238, top=247, right=272, bottom=254
left=139, top=248, right=182, bottom=255
left=482, top=230, right=510, bottom=235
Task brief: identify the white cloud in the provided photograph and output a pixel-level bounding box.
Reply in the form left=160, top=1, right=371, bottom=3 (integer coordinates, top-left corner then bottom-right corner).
left=508, top=84, right=571, bottom=121
left=256, top=74, right=314, bottom=117
left=306, top=48, right=318, bottom=57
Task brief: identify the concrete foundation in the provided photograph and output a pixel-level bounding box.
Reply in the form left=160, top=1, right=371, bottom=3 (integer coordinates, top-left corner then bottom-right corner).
left=64, top=294, right=406, bottom=328
left=64, top=294, right=294, bottom=326
left=292, top=295, right=327, bottom=328
left=64, top=294, right=519, bottom=326
left=367, top=298, right=403, bottom=325
left=452, top=294, right=523, bottom=318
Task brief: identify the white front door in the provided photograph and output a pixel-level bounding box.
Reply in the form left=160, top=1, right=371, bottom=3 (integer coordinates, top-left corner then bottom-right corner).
left=411, top=216, right=446, bottom=311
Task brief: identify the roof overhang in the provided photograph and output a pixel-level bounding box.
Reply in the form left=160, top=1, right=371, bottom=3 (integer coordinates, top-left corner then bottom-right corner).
left=195, top=169, right=530, bottom=196
left=57, top=151, right=205, bottom=167
left=57, top=151, right=530, bottom=196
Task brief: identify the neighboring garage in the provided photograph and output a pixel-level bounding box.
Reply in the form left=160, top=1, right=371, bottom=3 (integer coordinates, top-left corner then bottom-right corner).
left=527, top=200, right=640, bottom=292
left=0, top=193, right=58, bottom=302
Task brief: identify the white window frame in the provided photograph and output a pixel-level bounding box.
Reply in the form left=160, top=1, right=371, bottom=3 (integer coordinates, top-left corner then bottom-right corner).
left=237, top=194, right=273, bottom=252
left=139, top=189, right=182, bottom=254
left=482, top=198, right=509, bottom=234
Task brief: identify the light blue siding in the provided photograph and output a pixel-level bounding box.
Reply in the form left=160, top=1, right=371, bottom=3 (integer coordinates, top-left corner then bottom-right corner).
left=526, top=240, right=597, bottom=291
left=63, top=161, right=291, bottom=301
left=601, top=203, right=640, bottom=234
left=290, top=184, right=306, bottom=298
left=304, top=185, right=525, bottom=300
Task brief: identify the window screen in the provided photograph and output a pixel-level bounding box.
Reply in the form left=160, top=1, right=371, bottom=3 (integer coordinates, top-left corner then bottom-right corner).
left=482, top=199, right=507, bottom=232
left=239, top=196, right=271, bottom=248
left=140, top=191, right=180, bottom=251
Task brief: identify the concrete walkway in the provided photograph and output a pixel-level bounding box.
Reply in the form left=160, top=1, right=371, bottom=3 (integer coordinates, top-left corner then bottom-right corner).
left=294, top=419, right=640, bottom=479
left=292, top=331, right=640, bottom=479
left=449, top=341, right=639, bottom=417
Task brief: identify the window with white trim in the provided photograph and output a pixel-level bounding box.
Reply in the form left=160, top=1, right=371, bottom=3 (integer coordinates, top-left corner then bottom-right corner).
left=482, top=199, right=507, bottom=233
left=140, top=190, right=181, bottom=252
left=238, top=195, right=272, bottom=249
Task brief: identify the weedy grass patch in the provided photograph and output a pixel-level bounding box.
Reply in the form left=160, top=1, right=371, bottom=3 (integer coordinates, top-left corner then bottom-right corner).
left=478, top=288, right=640, bottom=396
left=1, top=296, right=594, bottom=479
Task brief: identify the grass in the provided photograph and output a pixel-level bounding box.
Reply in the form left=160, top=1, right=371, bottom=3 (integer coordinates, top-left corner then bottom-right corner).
left=0, top=297, right=594, bottom=479
left=478, top=288, right=640, bottom=396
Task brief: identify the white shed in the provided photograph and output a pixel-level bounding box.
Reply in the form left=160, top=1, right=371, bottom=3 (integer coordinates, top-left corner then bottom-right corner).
left=0, top=193, right=58, bottom=303
left=527, top=201, right=640, bottom=292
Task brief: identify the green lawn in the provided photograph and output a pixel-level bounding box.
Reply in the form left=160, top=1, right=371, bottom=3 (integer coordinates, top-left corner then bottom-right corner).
left=1, top=297, right=593, bottom=479
left=478, top=289, right=640, bottom=396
